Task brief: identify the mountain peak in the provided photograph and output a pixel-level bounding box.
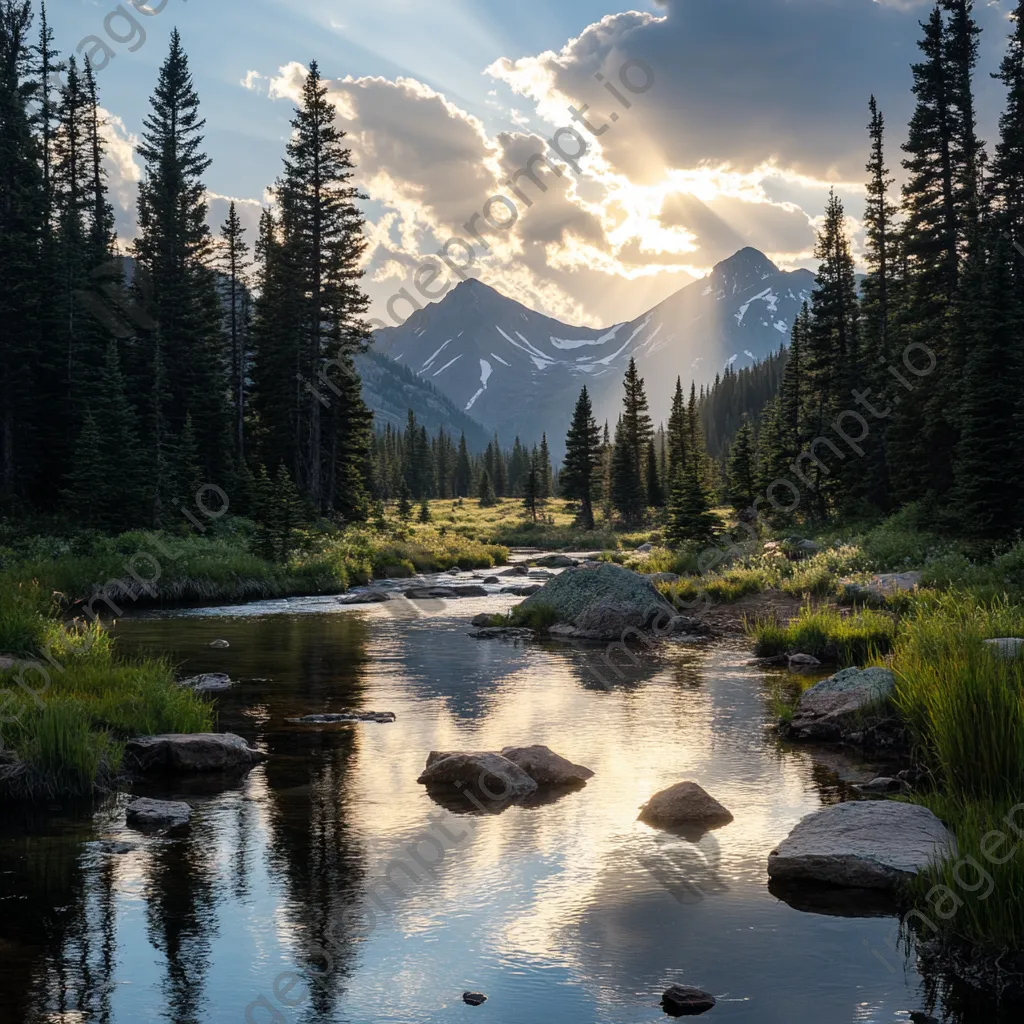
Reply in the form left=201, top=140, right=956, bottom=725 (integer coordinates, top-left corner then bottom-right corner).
left=711, top=247, right=779, bottom=287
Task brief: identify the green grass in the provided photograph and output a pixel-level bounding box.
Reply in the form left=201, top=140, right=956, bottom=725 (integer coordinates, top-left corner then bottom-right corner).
left=748, top=604, right=896, bottom=664
left=889, top=594, right=1024, bottom=957
left=0, top=579, right=213, bottom=801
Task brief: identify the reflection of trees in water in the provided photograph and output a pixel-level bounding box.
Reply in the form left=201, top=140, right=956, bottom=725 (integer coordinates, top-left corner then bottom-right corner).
left=143, top=821, right=220, bottom=1024
left=0, top=807, right=118, bottom=1024
left=259, top=613, right=372, bottom=1020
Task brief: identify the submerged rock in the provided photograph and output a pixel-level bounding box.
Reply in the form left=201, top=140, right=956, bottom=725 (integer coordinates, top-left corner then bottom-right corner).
left=661, top=984, right=716, bottom=1016
left=208, top=639, right=230, bottom=649
left=498, top=565, right=531, bottom=577
left=499, top=745, right=594, bottom=786
left=126, top=797, right=192, bottom=832
left=854, top=776, right=907, bottom=795
left=501, top=584, right=541, bottom=596
left=404, top=585, right=488, bottom=600
left=639, top=782, right=734, bottom=828
left=767, top=800, right=956, bottom=889
left=531, top=554, right=577, bottom=568
left=469, top=627, right=536, bottom=640
left=783, top=666, right=895, bottom=742
left=417, top=751, right=538, bottom=799
left=125, top=733, right=267, bottom=773
left=286, top=711, right=396, bottom=724
left=178, top=672, right=233, bottom=693
left=518, top=562, right=681, bottom=641
left=787, top=653, right=821, bottom=668
left=462, top=992, right=487, bottom=1006
left=338, top=591, right=391, bottom=605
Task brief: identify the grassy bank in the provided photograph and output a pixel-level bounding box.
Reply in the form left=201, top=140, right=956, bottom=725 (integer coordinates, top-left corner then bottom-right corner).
left=1, top=581, right=212, bottom=800
left=890, top=596, right=1024, bottom=965
left=0, top=519, right=508, bottom=611
left=749, top=604, right=897, bottom=664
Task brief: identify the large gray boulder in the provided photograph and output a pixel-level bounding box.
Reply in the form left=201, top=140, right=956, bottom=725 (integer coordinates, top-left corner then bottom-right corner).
left=518, top=562, right=679, bottom=641
left=126, top=797, right=192, bottom=832
left=768, top=800, right=956, bottom=889
left=417, top=752, right=538, bottom=799
left=499, top=745, right=594, bottom=786
left=125, top=733, right=267, bottom=773
left=639, top=781, right=734, bottom=828
left=841, top=571, right=922, bottom=605
left=785, top=666, right=895, bottom=741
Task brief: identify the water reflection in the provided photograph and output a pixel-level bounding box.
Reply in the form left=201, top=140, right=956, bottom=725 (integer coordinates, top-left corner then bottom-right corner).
left=0, top=593, right=1001, bottom=1022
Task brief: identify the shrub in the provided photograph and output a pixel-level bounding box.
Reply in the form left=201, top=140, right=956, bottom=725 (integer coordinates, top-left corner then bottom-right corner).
left=748, top=605, right=896, bottom=663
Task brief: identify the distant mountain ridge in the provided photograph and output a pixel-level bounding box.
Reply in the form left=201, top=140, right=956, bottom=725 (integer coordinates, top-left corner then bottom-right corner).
left=373, top=247, right=814, bottom=453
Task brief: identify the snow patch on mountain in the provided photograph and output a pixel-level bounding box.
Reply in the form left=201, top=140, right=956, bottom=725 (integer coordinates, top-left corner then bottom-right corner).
left=466, top=359, right=493, bottom=412
left=433, top=354, right=463, bottom=377
left=421, top=339, right=451, bottom=371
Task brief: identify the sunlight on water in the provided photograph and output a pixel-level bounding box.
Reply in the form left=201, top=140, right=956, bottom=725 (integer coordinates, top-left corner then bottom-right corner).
left=0, top=590, right=954, bottom=1023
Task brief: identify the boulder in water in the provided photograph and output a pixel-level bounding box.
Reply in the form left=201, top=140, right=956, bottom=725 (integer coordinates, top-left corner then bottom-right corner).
left=518, top=562, right=680, bottom=641
left=499, top=745, right=594, bottom=786
left=125, top=733, right=267, bottom=773
left=661, top=984, right=716, bottom=1016
left=767, top=800, right=956, bottom=889
left=417, top=752, right=538, bottom=799
left=784, top=666, right=894, bottom=741
left=178, top=672, right=233, bottom=693
left=639, top=781, right=733, bottom=828
left=126, top=797, right=192, bottom=831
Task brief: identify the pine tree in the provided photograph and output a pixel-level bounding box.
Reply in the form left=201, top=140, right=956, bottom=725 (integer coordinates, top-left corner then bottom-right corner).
left=802, top=190, right=859, bottom=517
left=666, top=464, right=717, bottom=547
left=454, top=433, right=472, bottom=496
left=666, top=376, right=688, bottom=479
left=396, top=481, right=413, bottom=521
left=726, top=418, right=757, bottom=514
left=176, top=413, right=203, bottom=507
left=991, top=1, right=1024, bottom=254
left=951, top=232, right=1023, bottom=536
left=645, top=443, right=664, bottom=508
left=252, top=60, right=372, bottom=512
left=538, top=433, right=552, bottom=499
left=560, top=385, right=602, bottom=530
left=611, top=359, right=653, bottom=525
left=219, top=201, right=251, bottom=460
left=860, top=97, right=900, bottom=511
left=61, top=411, right=106, bottom=528
left=0, top=1, right=44, bottom=508
left=134, top=30, right=226, bottom=476
left=477, top=468, right=497, bottom=507
left=418, top=496, right=432, bottom=522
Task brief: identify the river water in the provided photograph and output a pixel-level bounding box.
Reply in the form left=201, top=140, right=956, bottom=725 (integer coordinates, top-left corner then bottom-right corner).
left=0, top=578, right=987, bottom=1023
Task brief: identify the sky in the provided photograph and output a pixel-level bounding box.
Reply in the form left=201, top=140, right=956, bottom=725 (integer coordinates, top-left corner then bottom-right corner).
left=50, top=0, right=1015, bottom=329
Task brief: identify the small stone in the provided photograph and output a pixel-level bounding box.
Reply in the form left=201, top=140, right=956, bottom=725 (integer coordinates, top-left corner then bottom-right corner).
left=469, top=627, right=536, bottom=640
left=208, top=639, right=230, bottom=649
left=854, top=776, right=905, bottom=795
left=661, top=984, right=716, bottom=1016
left=472, top=613, right=498, bottom=627
left=178, top=672, right=233, bottom=693
left=462, top=992, right=487, bottom=1006
left=126, top=797, right=192, bottom=832
left=417, top=752, right=538, bottom=799
left=482, top=576, right=500, bottom=584
left=499, top=745, right=594, bottom=786
left=500, top=585, right=541, bottom=596
left=788, top=653, right=821, bottom=668
left=636, top=542, right=654, bottom=553
left=338, top=591, right=391, bottom=605
left=286, top=711, right=396, bottom=724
